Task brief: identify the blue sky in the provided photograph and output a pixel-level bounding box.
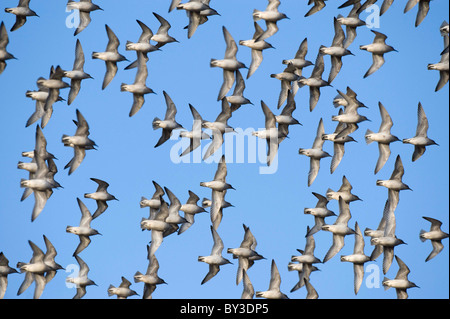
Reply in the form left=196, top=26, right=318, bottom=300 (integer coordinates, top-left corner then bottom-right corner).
left=0, top=0, right=448, bottom=299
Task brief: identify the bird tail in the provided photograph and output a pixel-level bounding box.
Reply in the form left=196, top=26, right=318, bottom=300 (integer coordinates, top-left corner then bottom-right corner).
left=253, top=9, right=262, bottom=21
left=382, top=277, right=390, bottom=290
left=297, top=76, right=306, bottom=88
left=365, top=129, right=374, bottom=144
left=16, top=262, right=26, bottom=272
left=210, top=59, right=218, bottom=67
left=325, top=188, right=334, bottom=199
left=419, top=230, right=427, bottom=242
left=133, top=271, right=142, bottom=283
left=152, top=117, right=161, bottom=130
left=140, top=197, right=147, bottom=208
left=107, top=285, right=115, bottom=296
left=202, top=198, right=210, bottom=208
left=19, top=178, right=27, bottom=188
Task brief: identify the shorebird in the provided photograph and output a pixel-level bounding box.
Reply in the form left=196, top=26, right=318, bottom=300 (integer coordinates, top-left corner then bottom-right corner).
left=331, top=89, right=370, bottom=139
left=198, top=226, right=232, bottom=285
left=25, top=81, right=64, bottom=127
left=282, top=38, right=314, bottom=71
left=322, top=197, right=356, bottom=263
left=14, top=245, right=44, bottom=300
left=66, top=198, right=102, bottom=256
left=332, top=86, right=367, bottom=110
left=298, top=50, right=331, bottom=112
left=319, top=17, right=354, bottom=83
left=239, top=22, right=274, bottom=79
left=226, top=70, right=253, bottom=112
left=276, top=90, right=302, bottom=143
left=151, top=12, right=179, bottom=48
left=255, top=259, right=289, bottom=299
left=0, top=22, right=15, bottom=75
left=252, top=101, right=287, bottom=167
left=153, top=91, right=184, bottom=148
left=323, top=109, right=357, bottom=174
left=288, top=262, right=319, bottom=294
left=108, top=277, right=139, bottom=299
left=336, top=2, right=366, bottom=48
left=140, top=200, right=177, bottom=256
left=20, top=150, right=60, bottom=222
left=64, top=39, right=93, bottom=105
left=201, top=99, right=234, bottom=160
left=271, top=63, right=300, bottom=109
left=367, top=200, right=389, bottom=261
left=420, top=217, right=449, bottom=262
left=134, top=248, right=167, bottom=299
left=340, top=222, right=371, bottom=295
left=67, top=0, right=103, bottom=35
left=360, top=30, right=397, bottom=78
left=428, top=35, right=449, bottom=92
left=179, top=190, right=207, bottom=235
left=282, top=38, right=314, bottom=95
left=16, top=240, right=54, bottom=299
left=0, top=252, right=18, bottom=299
left=365, top=102, right=400, bottom=174
left=164, top=187, right=187, bottom=225
left=140, top=181, right=165, bottom=218
left=5, top=0, right=39, bottom=32
left=92, top=25, right=128, bottom=90
left=179, top=1, right=220, bottom=32
left=200, top=155, right=234, bottom=192
left=62, top=109, right=97, bottom=175
left=298, top=118, right=331, bottom=187
left=253, top=0, right=289, bottom=42
left=209, top=190, right=231, bottom=230
left=84, top=178, right=118, bottom=219
left=39, top=66, right=70, bottom=128
left=370, top=198, right=406, bottom=274
left=42, top=235, right=64, bottom=284
left=304, top=192, right=336, bottom=237
left=402, top=102, right=438, bottom=162
left=382, top=255, right=418, bottom=299
left=121, top=52, right=155, bottom=117
left=124, top=20, right=159, bottom=70
left=18, top=126, right=57, bottom=195
left=176, top=0, right=219, bottom=39
left=179, top=104, right=211, bottom=157
left=376, top=155, right=411, bottom=215
left=227, top=224, right=265, bottom=285
left=326, top=175, right=362, bottom=203
left=290, top=226, right=322, bottom=291
left=211, top=26, right=247, bottom=101
left=66, top=255, right=97, bottom=299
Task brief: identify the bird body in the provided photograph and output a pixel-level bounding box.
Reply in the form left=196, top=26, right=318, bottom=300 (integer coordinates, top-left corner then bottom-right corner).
left=5, top=0, right=39, bottom=31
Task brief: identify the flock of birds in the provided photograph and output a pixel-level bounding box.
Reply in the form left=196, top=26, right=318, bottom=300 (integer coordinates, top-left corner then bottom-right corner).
left=0, top=0, right=449, bottom=300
